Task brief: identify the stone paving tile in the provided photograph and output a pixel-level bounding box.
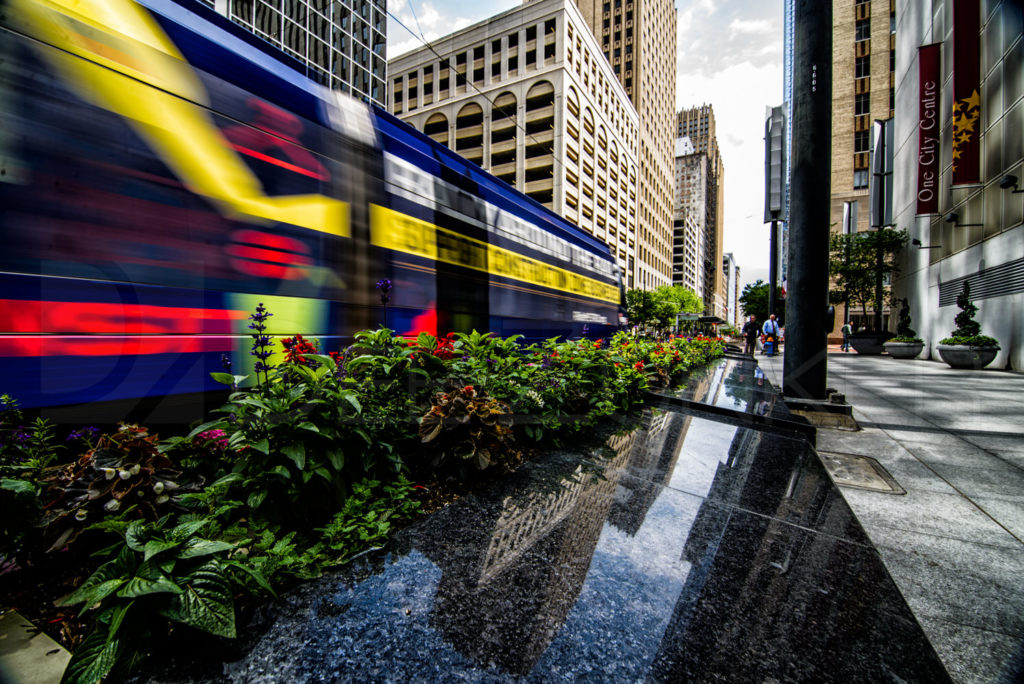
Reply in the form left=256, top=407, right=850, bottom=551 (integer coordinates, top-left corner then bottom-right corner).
left=916, top=616, right=1024, bottom=684
left=902, top=440, right=1024, bottom=472
left=841, top=486, right=1021, bottom=549
left=864, top=527, right=1024, bottom=641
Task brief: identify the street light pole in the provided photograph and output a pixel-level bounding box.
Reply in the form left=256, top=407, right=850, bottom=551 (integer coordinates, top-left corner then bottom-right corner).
left=784, top=0, right=832, bottom=400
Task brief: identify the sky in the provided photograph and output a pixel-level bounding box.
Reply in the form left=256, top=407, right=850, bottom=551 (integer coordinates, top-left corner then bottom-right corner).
left=387, top=0, right=784, bottom=291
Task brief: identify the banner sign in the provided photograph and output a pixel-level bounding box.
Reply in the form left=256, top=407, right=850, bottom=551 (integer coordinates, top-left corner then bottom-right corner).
left=952, top=0, right=980, bottom=185
left=917, top=43, right=941, bottom=214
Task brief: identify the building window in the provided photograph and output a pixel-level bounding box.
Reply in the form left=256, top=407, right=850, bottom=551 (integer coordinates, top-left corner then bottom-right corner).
left=855, top=55, right=870, bottom=79
left=853, top=170, right=869, bottom=189
left=855, top=130, right=869, bottom=152
left=855, top=92, right=870, bottom=115
left=855, top=18, right=870, bottom=42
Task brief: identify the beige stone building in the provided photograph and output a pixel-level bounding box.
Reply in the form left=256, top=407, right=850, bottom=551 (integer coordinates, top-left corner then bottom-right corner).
left=572, top=0, right=678, bottom=291
left=388, top=0, right=641, bottom=286
left=830, top=0, right=896, bottom=331
left=676, top=105, right=726, bottom=317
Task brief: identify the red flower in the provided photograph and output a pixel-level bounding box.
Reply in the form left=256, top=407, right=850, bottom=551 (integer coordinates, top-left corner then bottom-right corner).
left=634, top=361, right=644, bottom=370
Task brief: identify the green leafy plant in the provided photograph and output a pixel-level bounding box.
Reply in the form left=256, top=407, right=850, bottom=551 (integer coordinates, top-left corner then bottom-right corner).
left=316, top=476, right=422, bottom=559
left=56, top=516, right=255, bottom=684
left=939, top=281, right=999, bottom=347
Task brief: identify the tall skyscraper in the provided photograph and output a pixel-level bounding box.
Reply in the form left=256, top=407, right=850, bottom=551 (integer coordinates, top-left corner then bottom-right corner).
left=672, top=137, right=704, bottom=301
left=828, top=0, right=896, bottom=332
left=673, top=136, right=705, bottom=302
left=204, top=0, right=387, bottom=106
left=572, top=0, right=677, bottom=291
left=830, top=0, right=894, bottom=235
left=676, top=104, right=725, bottom=318
left=387, top=0, right=641, bottom=285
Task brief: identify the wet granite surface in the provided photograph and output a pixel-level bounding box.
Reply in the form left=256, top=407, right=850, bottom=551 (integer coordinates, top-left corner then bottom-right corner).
left=168, top=376, right=950, bottom=683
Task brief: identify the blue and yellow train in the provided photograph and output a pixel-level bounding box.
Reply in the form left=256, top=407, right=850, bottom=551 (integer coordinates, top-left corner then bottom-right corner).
left=0, top=0, right=623, bottom=419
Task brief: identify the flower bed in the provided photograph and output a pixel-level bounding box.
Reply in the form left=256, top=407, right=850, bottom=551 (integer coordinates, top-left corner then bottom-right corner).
left=0, top=305, right=724, bottom=683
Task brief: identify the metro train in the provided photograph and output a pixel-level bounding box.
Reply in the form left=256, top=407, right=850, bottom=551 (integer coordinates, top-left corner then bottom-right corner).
left=0, top=0, right=624, bottom=420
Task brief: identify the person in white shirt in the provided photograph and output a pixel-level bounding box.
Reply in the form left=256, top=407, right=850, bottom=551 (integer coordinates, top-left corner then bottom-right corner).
left=762, top=314, right=780, bottom=354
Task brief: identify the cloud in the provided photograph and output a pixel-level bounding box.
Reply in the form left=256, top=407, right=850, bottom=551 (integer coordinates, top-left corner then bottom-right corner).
left=387, top=1, right=491, bottom=59
left=728, top=18, right=774, bottom=36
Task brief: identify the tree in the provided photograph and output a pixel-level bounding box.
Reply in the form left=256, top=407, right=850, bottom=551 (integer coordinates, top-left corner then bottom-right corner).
left=828, top=227, right=908, bottom=330
left=625, top=286, right=703, bottom=333
left=739, top=280, right=785, bottom=325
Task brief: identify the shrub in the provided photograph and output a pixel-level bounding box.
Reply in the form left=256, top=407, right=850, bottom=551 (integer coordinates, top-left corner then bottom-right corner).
left=939, top=281, right=999, bottom=347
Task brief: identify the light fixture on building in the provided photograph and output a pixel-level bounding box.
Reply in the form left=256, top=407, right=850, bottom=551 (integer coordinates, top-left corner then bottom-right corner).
left=999, top=174, right=1023, bottom=193
left=943, top=211, right=983, bottom=228
left=911, top=238, right=941, bottom=249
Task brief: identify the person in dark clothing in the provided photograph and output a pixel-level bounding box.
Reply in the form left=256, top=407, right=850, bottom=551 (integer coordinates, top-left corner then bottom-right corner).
left=741, top=315, right=759, bottom=355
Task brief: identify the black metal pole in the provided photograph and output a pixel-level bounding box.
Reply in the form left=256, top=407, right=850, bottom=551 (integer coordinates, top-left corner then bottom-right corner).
left=768, top=216, right=778, bottom=317
left=784, top=0, right=832, bottom=399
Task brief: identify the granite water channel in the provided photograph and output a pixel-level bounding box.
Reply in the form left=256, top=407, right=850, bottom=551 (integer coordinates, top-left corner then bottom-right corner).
left=149, top=354, right=950, bottom=682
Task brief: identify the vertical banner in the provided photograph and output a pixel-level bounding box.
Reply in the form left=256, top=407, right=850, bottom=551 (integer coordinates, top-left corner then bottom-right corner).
left=917, top=43, right=941, bottom=214
left=952, top=0, right=980, bottom=185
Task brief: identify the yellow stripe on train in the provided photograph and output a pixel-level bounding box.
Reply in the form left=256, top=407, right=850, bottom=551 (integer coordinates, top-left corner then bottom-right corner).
left=370, top=205, right=619, bottom=304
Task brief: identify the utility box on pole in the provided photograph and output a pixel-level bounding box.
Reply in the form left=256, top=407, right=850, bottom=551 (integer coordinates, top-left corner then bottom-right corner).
left=764, top=105, right=787, bottom=319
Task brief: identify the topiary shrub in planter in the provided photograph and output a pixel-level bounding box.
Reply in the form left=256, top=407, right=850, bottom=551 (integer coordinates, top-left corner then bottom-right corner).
left=883, top=299, right=925, bottom=359
left=936, top=282, right=1000, bottom=369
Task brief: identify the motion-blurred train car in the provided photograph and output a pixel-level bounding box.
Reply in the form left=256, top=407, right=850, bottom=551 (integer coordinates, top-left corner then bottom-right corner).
left=0, top=0, right=623, bottom=423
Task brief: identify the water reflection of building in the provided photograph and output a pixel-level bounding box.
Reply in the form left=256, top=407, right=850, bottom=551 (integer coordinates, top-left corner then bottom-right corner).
left=648, top=426, right=945, bottom=681
left=424, top=433, right=635, bottom=674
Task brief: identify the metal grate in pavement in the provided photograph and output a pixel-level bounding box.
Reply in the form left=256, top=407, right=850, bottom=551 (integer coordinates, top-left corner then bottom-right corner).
left=818, top=451, right=906, bottom=494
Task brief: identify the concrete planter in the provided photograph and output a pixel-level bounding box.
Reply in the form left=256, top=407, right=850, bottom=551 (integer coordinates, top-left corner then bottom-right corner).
left=849, top=331, right=894, bottom=355
left=883, top=341, right=925, bottom=359
left=936, top=343, right=1000, bottom=369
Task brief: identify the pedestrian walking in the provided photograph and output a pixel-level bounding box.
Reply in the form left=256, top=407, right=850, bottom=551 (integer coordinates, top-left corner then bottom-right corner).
left=762, top=314, right=780, bottom=356
left=841, top=320, right=853, bottom=352
left=741, top=315, right=759, bottom=355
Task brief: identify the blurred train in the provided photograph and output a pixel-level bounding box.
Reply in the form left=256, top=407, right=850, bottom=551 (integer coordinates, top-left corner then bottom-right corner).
left=0, top=0, right=624, bottom=421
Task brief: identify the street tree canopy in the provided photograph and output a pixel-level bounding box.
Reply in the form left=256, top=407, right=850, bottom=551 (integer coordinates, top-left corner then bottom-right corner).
left=828, top=227, right=907, bottom=330
left=739, top=280, right=785, bottom=324
left=625, top=285, right=703, bottom=332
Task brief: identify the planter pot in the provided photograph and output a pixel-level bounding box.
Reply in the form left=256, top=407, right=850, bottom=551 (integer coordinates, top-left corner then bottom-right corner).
left=883, top=341, right=925, bottom=359
left=936, top=344, right=1000, bottom=369
left=848, top=331, right=894, bottom=355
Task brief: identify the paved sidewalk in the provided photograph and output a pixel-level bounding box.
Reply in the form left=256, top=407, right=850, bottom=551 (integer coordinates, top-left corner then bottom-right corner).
left=757, top=350, right=1024, bottom=684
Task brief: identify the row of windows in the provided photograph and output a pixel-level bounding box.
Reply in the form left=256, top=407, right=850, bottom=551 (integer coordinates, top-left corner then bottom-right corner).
left=228, top=0, right=385, bottom=104
left=565, top=22, right=636, bottom=147
left=391, top=20, right=557, bottom=113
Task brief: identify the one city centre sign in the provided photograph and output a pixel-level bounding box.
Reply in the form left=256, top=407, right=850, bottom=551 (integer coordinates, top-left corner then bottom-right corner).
left=916, top=43, right=940, bottom=215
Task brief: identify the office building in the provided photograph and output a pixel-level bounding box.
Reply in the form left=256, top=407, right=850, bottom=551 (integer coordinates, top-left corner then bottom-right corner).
left=723, top=252, right=739, bottom=327
left=672, top=136, right=705, bottom=302
left=890, top=0, right=1023, bottom=370
left=830, top=0, right=895, bottom=234
left=677, top=104, right=726, bottom=317
left=387, top=0, right=641, bottom=285
left=207, top=0, right=387, bottom=106
left=573, top=0, right=678, bottom=291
